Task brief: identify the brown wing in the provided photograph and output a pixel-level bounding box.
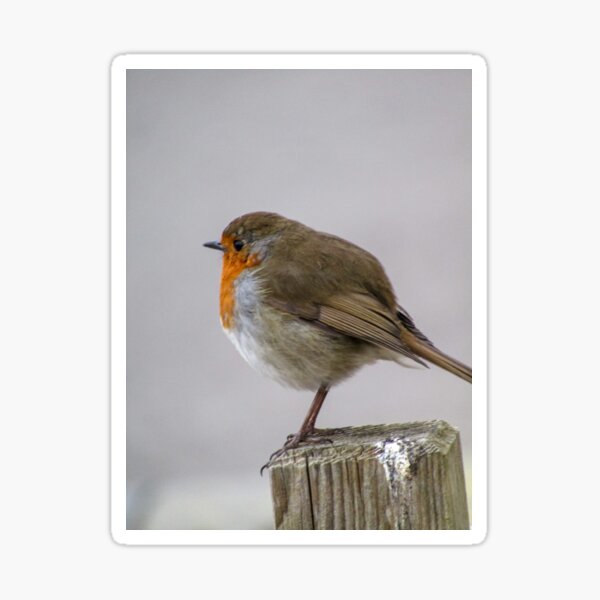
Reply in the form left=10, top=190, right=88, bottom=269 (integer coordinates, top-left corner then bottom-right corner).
left=267, top=292, right=427, bottom=367
left=259, top=223, right=470, bottom=381
left=259, top=225, right=423, bottom=360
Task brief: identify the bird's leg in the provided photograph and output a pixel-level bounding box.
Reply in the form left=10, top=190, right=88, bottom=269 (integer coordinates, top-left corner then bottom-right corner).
left=261, top=385, right=330, bottom=474
left=296, top=383, right=330, bottom=438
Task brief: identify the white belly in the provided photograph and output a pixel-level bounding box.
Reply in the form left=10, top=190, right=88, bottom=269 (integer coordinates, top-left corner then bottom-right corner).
left=221, top=268, right=381, bottom=390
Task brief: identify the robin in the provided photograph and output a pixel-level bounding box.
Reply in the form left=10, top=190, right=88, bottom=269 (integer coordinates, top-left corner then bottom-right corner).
left=204, top=212, right=471, bottom=470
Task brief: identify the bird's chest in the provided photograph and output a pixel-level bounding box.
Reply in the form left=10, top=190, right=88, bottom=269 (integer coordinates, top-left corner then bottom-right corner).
left=220, top=268, right=274, bottom=371
left=220, top=268, right=263, bottom=328
left=219, top=251, right=261, bottom=328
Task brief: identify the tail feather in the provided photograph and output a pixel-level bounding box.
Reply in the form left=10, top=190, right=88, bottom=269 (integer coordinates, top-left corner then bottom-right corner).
left=406, top=336, right=472, bottom=383
left=396, top=306, right=472, bottom=383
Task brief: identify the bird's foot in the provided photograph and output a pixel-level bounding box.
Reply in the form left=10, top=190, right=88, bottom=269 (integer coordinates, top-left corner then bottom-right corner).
left=284, top=428, right=338, bottom=444
left=305, top=427, right=347, bottom=438
left=260, top=429, right=334, bottom=475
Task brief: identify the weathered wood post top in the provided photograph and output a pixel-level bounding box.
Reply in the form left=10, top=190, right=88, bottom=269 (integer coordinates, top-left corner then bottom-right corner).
left=268, top=420, right=469, bottom=530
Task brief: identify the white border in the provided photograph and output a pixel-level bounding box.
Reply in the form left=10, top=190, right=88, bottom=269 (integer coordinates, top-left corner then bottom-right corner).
left=110, top=53, right=487, bottom=545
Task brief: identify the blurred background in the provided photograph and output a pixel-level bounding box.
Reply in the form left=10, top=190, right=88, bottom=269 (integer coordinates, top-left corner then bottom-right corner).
left=126, top=68, right=472, bottom=529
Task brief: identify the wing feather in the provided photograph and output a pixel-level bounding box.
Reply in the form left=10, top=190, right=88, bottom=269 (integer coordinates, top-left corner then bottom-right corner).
left=267, top=293, right=427, bottom=367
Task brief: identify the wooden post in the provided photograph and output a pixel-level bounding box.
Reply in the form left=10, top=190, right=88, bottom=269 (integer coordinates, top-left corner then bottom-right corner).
left=268, top=420, right=469, bottom=530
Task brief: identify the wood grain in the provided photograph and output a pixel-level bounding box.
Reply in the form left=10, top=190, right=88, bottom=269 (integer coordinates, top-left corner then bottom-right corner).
left=268, top=420, right=469, bottom=530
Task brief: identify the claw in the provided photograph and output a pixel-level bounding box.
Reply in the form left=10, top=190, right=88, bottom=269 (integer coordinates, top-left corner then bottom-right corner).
left=260, top=429, right=337, bottom=475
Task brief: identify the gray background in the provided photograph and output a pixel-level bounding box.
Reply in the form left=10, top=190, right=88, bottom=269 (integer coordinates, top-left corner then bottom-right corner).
left=126, top=69, right=472, bottom=529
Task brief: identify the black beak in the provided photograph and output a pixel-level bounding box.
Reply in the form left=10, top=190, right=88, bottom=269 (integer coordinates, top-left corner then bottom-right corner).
left=204, top=240, right=225, bottom=252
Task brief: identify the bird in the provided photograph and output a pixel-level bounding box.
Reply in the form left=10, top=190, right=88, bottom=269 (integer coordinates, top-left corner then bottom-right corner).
left=204, top=212, right=471, bottom=470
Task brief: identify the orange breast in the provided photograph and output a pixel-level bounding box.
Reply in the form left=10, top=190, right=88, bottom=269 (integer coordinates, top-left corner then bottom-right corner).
left=219, top=250, right=260, bottom=329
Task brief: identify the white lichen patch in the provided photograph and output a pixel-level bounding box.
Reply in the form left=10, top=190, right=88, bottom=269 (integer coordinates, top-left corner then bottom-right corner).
left=375, top=438, right=419, bottom=528
left=377, top=439, right=412, bottom=484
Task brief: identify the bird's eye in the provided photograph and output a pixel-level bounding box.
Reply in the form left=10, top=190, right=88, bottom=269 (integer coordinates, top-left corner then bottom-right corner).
left=233, top=239, right=244, bottom=251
